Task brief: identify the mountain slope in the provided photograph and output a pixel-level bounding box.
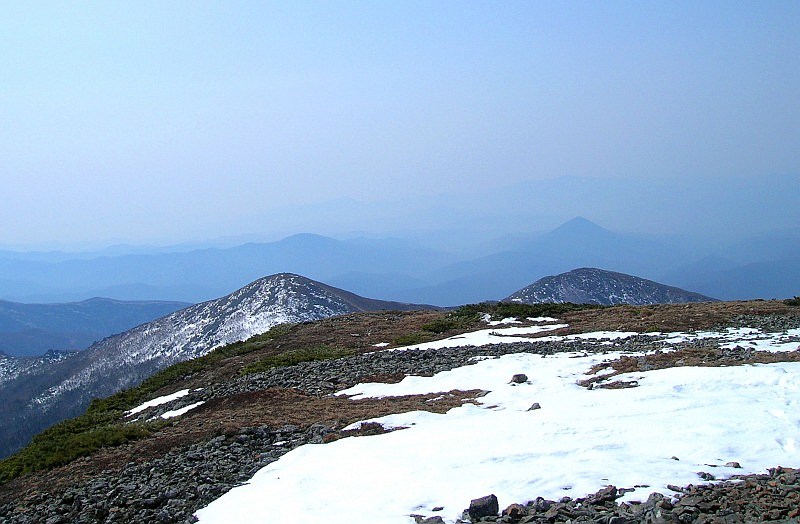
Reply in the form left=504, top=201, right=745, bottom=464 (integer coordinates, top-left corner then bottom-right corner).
left=505, top=268, right=717, bottom=305
left=409, top=218, right=695, bottom=306
left=0, top=297, right=190, bottom=356
left=0, top=273, right=432, bottom=457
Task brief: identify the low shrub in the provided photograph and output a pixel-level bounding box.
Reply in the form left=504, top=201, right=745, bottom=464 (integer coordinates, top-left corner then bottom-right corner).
left=452, top=301, right=603, bottom=321
left=0, top=323, right=297, bottom=484
left=241, top=344, right=355, bottom=375
left=392, top=332, right=435, bottom=346
left=0, top=415, right=155, bottom=484
left=420, top=316, right=475, bottom=334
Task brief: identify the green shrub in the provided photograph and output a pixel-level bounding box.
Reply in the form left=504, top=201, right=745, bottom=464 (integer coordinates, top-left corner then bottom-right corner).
left=406, top=302, right=603, bottom=341
left=392, top=332, right=435, bottom=346
left=0, top=416, right=154, bottom=484
left=241, top=345, right=355, bottom=375
left=420, top=316, right=475, bottom=334
left=784, top=296, right=800, bottom=306
left=0, top=323, right=297, bottom=485
left=451, top=301, right=603, bottom=321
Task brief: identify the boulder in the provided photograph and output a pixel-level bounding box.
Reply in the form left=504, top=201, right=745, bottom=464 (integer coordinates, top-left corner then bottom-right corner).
left=468, top=494, right=499, bottom=520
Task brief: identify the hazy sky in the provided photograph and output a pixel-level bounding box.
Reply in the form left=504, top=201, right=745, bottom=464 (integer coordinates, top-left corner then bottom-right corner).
left=2, top=1, right=798, bottom=247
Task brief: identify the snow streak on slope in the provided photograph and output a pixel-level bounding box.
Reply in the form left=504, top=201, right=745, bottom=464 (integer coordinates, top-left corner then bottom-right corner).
left=196, top=326, right=800, bottom=524
left=126, top=389, right=191, bottom=416
left=0, top=351, right=76, bottom=386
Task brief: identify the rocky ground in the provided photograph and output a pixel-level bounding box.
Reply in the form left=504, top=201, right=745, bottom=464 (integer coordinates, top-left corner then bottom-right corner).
left=441, top=466, right=800, bottom=523
left=0, top=301, right=799, bottom=523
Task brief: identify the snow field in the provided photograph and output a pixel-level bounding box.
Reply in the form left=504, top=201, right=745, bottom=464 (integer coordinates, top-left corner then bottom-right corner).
left=195, top=327, right=800, bottom=524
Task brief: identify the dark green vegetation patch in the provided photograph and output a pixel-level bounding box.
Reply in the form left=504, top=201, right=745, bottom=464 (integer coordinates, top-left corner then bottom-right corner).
left=420, top=301, right=602, bottom=334
left=0, top=323, right=296, bottom=484
left=459, top=301, right=605, bottom=320
left=0, top=410, right=155, bottom=484
left=393, top=302, right=601, bottom=344
left=785, top=296, right=800, bottom=306
left=240, top=344, right=356, bottom=375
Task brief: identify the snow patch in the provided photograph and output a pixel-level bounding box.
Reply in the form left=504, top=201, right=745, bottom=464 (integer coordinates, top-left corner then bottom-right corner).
left=198, top=354, right=800, bottom=523
left=159, top=401, right=205, bottom=420
left=388, top=323, right=568, bottom=352
left=126, top=389, right=191, bottom=416
left=487, top=317, right=521, bottom=326
left=527, top=316, right=560, bottom=322
left=196, top=327, right=800, bottom=524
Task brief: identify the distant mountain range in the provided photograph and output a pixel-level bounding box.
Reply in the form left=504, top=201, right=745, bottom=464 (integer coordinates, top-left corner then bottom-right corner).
left=0, top=217, right=798, bottom=306
left=0, top=298, right=189, bottom=356
left=0, top=273, right=433, bottom=458
left=0, top=234, right=454, bottom=304
left=505, top=268, right=717, bottom=305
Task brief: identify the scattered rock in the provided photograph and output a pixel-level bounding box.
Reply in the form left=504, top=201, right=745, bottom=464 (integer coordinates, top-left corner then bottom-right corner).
left=526, top=402, right=541, bottom=411
left=413, top=516, right=445, bottom=524
left=468, top=494, right=499, bottom=520
left=475, top=467, right=800, bottom=523
left=585, top=485, right=618, bottom=505
left=502, top=503, right=527, bottom=519
left=510, top=374, right=528, bottom=384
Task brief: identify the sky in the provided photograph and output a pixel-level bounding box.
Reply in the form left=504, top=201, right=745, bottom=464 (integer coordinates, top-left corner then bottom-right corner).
left=2, top=1, right=798, bottom=248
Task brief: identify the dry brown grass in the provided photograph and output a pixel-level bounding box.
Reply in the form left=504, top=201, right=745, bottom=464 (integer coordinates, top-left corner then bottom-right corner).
left=580, top=348, right=800, bottom=389
left=556, top=300, right=799, bottom=335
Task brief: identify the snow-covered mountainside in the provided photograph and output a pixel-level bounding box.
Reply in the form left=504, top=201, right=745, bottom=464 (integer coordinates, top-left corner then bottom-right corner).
left=0, top=297, right=190, bottom=357
left=0, top=273, right=429, bottom=457
left=505, top=267, right=716, bottom=305
left=0, top=350, right=77, bottom=386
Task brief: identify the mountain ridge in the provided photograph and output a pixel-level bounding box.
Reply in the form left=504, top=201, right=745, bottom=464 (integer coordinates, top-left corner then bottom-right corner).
left=0, top=297, right=190, bottom=356
left=2, top=217, right=798, bottom=305
left=0, top=273, right=436, bottom=458
left=505, top=267, right=717, bottom=305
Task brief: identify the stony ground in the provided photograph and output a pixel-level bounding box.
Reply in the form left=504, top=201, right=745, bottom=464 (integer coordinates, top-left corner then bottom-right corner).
left=1, top=300, right=799, bottom=523
left=443, top=466, right=800, bottom=523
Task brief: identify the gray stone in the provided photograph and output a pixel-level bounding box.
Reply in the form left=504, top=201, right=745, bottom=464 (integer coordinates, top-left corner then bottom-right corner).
left=586, top=485, right=618, bottom=505
left=469, top=494, right=499, bottom=520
